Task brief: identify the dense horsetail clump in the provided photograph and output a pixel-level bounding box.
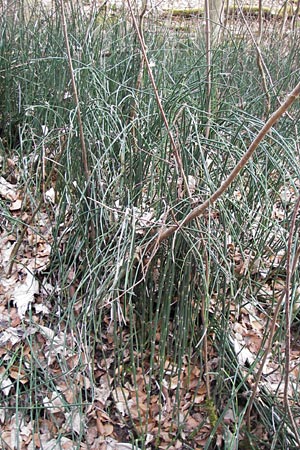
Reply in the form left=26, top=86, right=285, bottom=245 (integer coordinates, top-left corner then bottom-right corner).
left=0, top=1, right=300, bottom=449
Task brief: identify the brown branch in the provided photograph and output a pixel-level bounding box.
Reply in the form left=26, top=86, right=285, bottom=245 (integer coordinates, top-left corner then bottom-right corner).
left=280, top=0, right=289, bottom=36
left=124, top=6, right=214, bottom=405
left=283, top=193, right=300, bottom=445
left=147, top=81, right=300, bottom=251
left=60, top=1, right=89, bottom=180
left=256, top=46, right=271, bottom=118
left=237, top=0, right=271, bottom=119
left=126, top=0, right=192, bottom=198
left=245, top=191, right=300, bottom=438
left=292, top=0, right=300, bottom=31
left=204, top=0, right=212, bottom=140
left=128, top=0, right=147, bottom=152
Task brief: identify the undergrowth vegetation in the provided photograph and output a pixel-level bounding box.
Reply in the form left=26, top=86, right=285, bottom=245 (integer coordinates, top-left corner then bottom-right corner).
left=0, top=1, right=300, bottom=449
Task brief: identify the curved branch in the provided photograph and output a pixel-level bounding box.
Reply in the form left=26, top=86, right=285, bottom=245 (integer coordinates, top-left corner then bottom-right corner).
left=150, top=81, right=300, bottom=249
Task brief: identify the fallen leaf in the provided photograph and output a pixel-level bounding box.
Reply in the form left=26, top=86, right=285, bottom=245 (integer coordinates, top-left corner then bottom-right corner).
left=9, top=199, right=22, bottom=211
left=0, top=176, right=18, bottom=201
left=13, top=269, right=39, bottom=319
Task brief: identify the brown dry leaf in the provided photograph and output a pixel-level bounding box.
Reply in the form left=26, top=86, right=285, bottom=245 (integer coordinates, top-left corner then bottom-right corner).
left=9, top=198, right=22, bottom=211
left=244, top=331, right=262, bottom=354
left=106, top=439, right=142, bottom=450
left=91, top=437, right=106, bottom=450
left=32, top=432, right=41, bottom=448
left=56, top=380, right=78, bottom=404
left=86, top=424, right=98, bottom=445
left=223, top=409, right=235, bottom=424
left=94, top=375, right=112, bottom=406
left=0, top=326, right=26, bottom=346
left=43, top=391, right=65, bottom=413
left=42, top=437, right=77, bottom=450
left=0, top=366, right=12, bottom=396
left=127, top=396, right=148, bottom=420
left=112, top=386, right=130, bottom=416
left=185, top=414, right=200, bottom=432
left=9, top=365, right=29, bottom=384
left=65, top=411, right=82, bottom=434
left=169, top=375, right=180, bottom=390
left=194, top=384, right=207, bottom=404
left=13, top=269, right=39, bottom=319
left=0, top=176, right=18, bottom=201
left=103, top=423, right=114, bottom=436
left=0, top=429, right=12, bottom=448
left=233, top=252, right=245, bottom=275
left=39, top=418, right=58, bottom=435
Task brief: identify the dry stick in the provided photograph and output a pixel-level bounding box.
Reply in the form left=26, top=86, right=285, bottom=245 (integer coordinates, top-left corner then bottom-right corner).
left=292, top=0, right=300, bottom=31
left=126, top=0, right=191, bottom=199
left=239, top=12, right=291, bottom=121
left=60, top=0, right=95, bottom=240
left=258, top=0, right=262, bottom=42
left=135, top=0, right=148, bottom=94
left=127, top=2, right=212, bottom=401
left=202, top=1, right=216, bottom=401
left=224, top=0, right=230, bottom=28
left=204, top=0, right=212, bottom=140
left=245, top=192, right=300, bottom=433
left=280, top=0, right=289, bottom=36
left=147, top=81, right=300, bottom=251
left=246, top=194, right=300, bottom=441
left=236, top=0, right=271, bottom=118
left=256, top=47, right=271, bottom=118
left=283, top=194, right=300, bottom=445
left=128, top=0, right=148, bottom=152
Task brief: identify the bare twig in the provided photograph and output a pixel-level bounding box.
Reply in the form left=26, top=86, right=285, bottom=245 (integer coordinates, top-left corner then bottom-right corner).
left=292, top=0, right=300, bottom=31
left=236, top=0, right=271, bottom=118
left=204, top=0, right=212, bottom=140
left=256, top=46, right=271, bottom=118
left=280, top=0, right=289, bottom=36
left=258, top=0, right=263, bottom=41
left=237, top=0, right=296, bottom=122
left=128, top=0, right=148, bottom=152
left=147, top=81, right=300, bottom=251
left=283, top=194, right=300, bottom=445
left=126, top=0, right=192, bottom=199
left=245, top=191, right=300, bottom=441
